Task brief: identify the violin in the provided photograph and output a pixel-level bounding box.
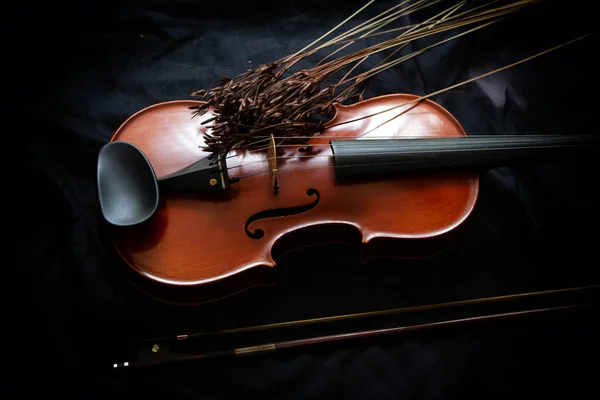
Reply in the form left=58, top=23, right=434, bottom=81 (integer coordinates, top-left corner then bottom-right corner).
left=96, top=94, right=598, bottom=304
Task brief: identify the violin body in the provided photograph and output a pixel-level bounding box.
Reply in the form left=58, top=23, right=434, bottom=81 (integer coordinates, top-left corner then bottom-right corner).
left=106, top=94, right=478, bottom=304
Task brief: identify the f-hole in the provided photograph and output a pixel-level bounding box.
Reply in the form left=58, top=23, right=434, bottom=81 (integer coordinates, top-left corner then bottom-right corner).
left=245, top=188, right=321, bottom=239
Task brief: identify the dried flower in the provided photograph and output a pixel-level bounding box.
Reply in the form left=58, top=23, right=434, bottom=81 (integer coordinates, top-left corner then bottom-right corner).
left=190, top=0, right=539, bottom=154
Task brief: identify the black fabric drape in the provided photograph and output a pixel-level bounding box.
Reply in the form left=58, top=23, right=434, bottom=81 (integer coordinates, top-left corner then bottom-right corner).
left=8, top=0, right=599, bottom=398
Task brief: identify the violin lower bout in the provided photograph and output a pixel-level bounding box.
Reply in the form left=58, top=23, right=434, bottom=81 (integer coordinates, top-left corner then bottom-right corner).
left=113, top=162, right=478, bottom=305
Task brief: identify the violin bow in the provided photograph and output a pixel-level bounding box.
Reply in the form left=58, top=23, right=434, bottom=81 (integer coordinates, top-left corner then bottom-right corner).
left=113, top=284, right=599, bottom=369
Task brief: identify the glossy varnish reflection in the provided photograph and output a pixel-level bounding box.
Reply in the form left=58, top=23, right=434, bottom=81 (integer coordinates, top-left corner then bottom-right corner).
left=109, top=94, right=478, bottom=303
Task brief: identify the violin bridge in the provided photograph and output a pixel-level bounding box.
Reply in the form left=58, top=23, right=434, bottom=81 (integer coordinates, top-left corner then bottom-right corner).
left=268, top=134, right=279, bottom=195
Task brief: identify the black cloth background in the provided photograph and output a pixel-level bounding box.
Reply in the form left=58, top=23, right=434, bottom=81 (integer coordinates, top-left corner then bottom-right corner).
left=7, top=0, right=600, bottom=398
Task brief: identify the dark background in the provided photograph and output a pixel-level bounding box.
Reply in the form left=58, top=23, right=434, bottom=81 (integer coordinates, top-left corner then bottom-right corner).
left=7, top=0, right=599, bottom=398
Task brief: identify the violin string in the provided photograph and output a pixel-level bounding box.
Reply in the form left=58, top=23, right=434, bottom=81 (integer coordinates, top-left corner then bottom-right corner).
left=226, top=141, right=594, bottom=172
left=233, top=134, right=578, bottom=154
left=242, top=135, right=465, bottom=153
left=229, top=143, right=593, bottom=179
left=247, top=134, right=576, bottom=140
left=227, top=134, right=587, bottom=158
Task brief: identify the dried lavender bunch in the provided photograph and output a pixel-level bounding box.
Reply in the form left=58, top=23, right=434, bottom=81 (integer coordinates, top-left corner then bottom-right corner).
left=190, top=61, right=364, bottom=153
left=190, top=0, right=539, bottom=154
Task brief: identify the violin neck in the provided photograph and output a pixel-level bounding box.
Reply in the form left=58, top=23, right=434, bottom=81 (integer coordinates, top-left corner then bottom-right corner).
left=330, top=135, right=599, bottom=180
